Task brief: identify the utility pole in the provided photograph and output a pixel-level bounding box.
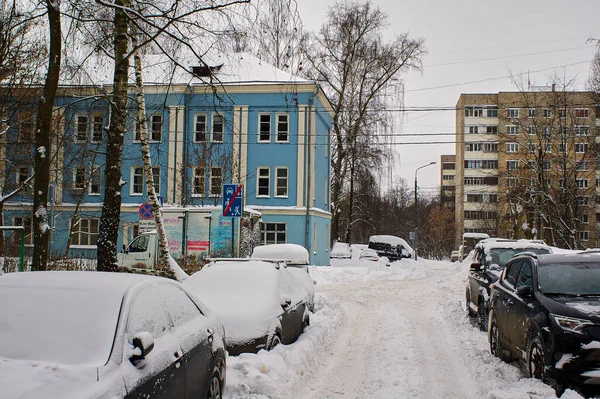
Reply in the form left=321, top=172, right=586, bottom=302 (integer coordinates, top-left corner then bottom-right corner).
left=413, top=162, right=437, bottom=261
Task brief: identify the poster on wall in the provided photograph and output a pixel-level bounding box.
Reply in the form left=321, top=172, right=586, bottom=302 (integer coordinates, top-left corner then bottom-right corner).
left=186, top=213, right=210, bottom=256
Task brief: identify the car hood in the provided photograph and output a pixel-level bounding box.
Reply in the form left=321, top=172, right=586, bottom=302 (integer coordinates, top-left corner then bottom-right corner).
left=539, top=295, right=600, bottom=322
left=0, top=359, right=124, bottom=399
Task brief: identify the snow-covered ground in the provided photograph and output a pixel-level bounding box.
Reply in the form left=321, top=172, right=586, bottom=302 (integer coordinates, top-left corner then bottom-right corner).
left=223, top=256, right=587, bottom=399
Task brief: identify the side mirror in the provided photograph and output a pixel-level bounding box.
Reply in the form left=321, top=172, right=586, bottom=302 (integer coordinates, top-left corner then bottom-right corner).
left=280, top=296, right=292, bottom=308
left=470, top=263, right=483, bottom=272
left=122, top=244, right=128, bottom=253
left=516, top=286, right=532, bottom=298
left=130, top=332, right=154, bottom=362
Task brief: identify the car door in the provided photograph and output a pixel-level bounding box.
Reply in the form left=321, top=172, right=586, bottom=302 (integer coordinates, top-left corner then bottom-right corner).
left=123, top=234, right=153, bottom=269
left=468, top=247, right=486, bottom=306
left=278, top=266, right=308, bottom=344
left=508, top=260, right=535, bottom=353
left=124, top=285, right=185, bottom=399
left=494, top=260, right=522, bottom=349
left=161, top=284, right=215, bottom=399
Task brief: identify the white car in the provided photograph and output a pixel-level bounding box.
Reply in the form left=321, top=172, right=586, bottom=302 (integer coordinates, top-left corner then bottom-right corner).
left=251, top=243, right=316, bottom=312
left=359, top=248, right=379, bottom=261
left=183, top=260, right=311, bottom=356
left=331, top=242, right=352, bottom=259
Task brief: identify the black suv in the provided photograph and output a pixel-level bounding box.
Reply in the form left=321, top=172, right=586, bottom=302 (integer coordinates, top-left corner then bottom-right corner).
left=489, top=252, right=600, bottom=395
left=466, top=238, right=551, bottom=330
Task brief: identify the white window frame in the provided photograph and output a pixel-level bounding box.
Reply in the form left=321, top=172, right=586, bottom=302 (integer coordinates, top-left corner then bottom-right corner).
left=578, top=231, right=589, bottom=241
left=71, top=217, right=99, bottom=248
left=258, top=113, right=271, bottom=143
left=211, top=114, right=224, bottom=143
left=256, top=167, right=270, bottom=198
left=91, top=114, right=103, bottom=143
left=528, top=108, right=535, bottom=118
left=506, top=125, right=519, bottom=135
left=131, top=166, right=144, bottom=196
left=576, top=179, right=589, bottom=189
left=75, top=114, right=88, bottom=143
left=192, top=167, right=205, bottom=197
left=575, top=143, right=588, bottom=153
left=506, top=108, right=519, bottom=119
left=506, top=160, right=519, bottom=170
left=275, top=113, right=289, bottom=143
left=150, top=114, right=162, bottom=142
left=209, top=167, right=222, bottom=197
left=194, top=113, right=207, bottom=143
left=575, top=108, right=589, bottom=118
left=73, top=167, right=86, bottom=190
left=543, top=109, right=551, bottom=118
left=151, top=166, right=160, bottom=196
left=505, top=142, right=519, bottom=153
left=260, top=222, right=287, bottom=244
left=275, top=167, right=288, bottom=198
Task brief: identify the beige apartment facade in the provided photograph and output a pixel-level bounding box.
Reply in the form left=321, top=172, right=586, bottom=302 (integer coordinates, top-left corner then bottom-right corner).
left=454, top=90, right=600, bottom=249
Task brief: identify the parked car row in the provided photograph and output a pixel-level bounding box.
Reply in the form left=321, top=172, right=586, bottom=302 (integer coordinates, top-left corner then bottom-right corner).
left=466, top=238, right=600, bottom=396
left=0, top=243, right=315, bottom=398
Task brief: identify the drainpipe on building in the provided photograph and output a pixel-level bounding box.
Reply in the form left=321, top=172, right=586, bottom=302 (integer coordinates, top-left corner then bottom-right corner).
left=305, top=89, right=318, bottom=251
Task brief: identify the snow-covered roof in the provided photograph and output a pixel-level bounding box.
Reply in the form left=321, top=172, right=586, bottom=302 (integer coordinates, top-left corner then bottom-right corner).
left=61, top=51, right=312, bottom=87
left=476, top=238, right=550, bottom=252
left=251, top=244, right=309, bottom=265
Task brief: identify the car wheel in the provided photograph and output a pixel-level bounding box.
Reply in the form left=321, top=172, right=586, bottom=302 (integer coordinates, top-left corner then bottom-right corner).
left=465, top=290, right=475, bottom=317
left=489, top=315, right=504, bottom=359
left=267, top=334, right=281, bottom=350
left=527, top=335, right=548, bottom=381
left=477, top=300, right=488, bottom=331
left=207, top=369, right=222, bottom=399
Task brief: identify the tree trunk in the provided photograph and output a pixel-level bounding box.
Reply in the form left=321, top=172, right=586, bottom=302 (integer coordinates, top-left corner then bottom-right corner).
left=32, top=0, right=61, bottom=271
left=133, top=34, right=181, bottom=281
left=97, top=0, right=130, bottom=272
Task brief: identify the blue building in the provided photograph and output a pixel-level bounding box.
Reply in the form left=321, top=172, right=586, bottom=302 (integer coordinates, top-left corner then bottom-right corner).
left=3, top=53, right=334, bottom=265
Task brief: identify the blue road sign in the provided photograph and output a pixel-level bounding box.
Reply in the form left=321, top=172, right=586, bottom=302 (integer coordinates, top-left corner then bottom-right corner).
left=222, top=184, right=243, bottom=217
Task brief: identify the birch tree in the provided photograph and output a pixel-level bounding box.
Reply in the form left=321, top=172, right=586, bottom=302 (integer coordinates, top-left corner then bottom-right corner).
left=303, top=1, right=425, bottom=243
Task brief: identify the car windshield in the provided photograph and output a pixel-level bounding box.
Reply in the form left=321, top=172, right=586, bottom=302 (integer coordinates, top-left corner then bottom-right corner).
left=487, top=247, right=551, bottom=270
left=538, top=262, right=600, bottom=296
left=0, top=286, right=122, bottom=366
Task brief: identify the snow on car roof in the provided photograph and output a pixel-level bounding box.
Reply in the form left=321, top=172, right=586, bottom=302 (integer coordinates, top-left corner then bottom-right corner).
left=476, top=238, right=550, bottom=251
left=0, top=271, right=161, bottom=366
left=251, top=244, right=309, bottom=265
left=369, top=235, right=413, bottom=251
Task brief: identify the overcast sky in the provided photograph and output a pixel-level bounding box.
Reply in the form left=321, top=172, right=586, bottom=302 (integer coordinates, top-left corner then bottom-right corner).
left=296, top=0, right=600, bottom=193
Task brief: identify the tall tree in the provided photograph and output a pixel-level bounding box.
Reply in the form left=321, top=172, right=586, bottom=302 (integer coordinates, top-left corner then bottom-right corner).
left=32, top=0, right=61, bottom=270
left=303, top=0, right=425, bottom=243
left=96, top=0, right=130, bottom=272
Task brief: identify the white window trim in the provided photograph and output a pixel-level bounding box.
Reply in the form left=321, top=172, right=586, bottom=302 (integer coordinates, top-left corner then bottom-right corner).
left=16, top=166, right=30, bottom=185
left=70, top=218, right=99, bottom=248
left=72, top=167, right=86, bottom=190
left=130, top=166, right=144, bottom=196
left=149, top=114, right=163, bottom=143
left=13, top=217, right=33, bottom=247
left=258, top=113, right=271, bottom=143
left=211, top=113, right=224, bottom=143
left=193, top=113, right=208, bottom=143
left=505, top=142, right=519, bottom=153
left=208, top=167, right=222, bottom=197
left=192, top=167, right=205, bottom=198
left=74, top=114, right=89, bottom=143
left=256, top=166, right=270, bottom=198
left=274, top=167, right=289, bottom=198
left=90, top=114, right=103, bottom=143
left=151, top=166, right=161, bottom=196
left=275, top=113, right=290, bottom=143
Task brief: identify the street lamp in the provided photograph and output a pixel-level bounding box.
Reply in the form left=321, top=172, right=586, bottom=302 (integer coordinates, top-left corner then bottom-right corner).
left=414, top=161, right=437, bottom=261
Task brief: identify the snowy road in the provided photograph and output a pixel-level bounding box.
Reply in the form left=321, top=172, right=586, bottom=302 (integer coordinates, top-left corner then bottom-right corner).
left=224, top=259, right=581, bottom=399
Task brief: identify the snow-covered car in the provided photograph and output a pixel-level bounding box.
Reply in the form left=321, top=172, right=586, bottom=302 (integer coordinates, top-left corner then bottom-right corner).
left=251, top=243, right=316, bottom=312
left=466, top=238, right=552, bottom=331
left=0, top=271, right=226, bottom=399
left=450, top=249, right=461, bottom=262
left=330, top=242, right=352, bottom=259
left=183, top=260, right=311, bottom=356
left=368, top=235, right=413, bottom=261
left=359, top=248, right=380, bottom=261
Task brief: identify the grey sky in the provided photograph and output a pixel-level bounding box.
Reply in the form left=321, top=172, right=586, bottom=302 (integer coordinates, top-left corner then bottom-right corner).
left=296, top=0, right=599, bottom=193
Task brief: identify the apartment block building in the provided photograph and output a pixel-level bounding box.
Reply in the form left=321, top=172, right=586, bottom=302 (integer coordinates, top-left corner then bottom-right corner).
left=2, top=52, right=334, bottom=265
left=455, top=90, right=600, bottom=249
